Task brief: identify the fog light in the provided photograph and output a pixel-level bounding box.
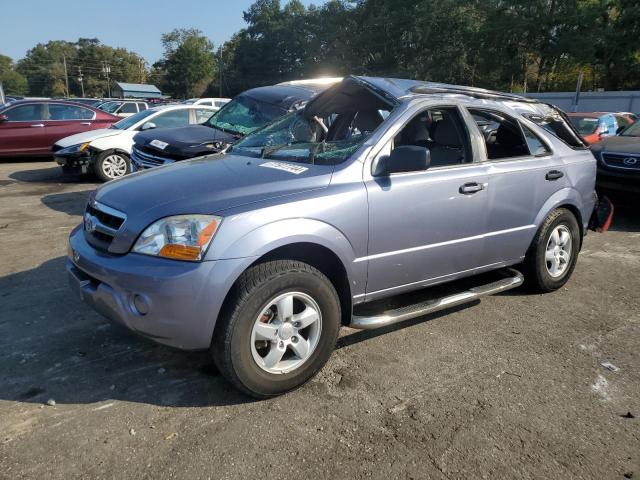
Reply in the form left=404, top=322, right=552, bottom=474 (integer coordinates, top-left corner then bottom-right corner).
left=132, top=294, right=149, bottom=316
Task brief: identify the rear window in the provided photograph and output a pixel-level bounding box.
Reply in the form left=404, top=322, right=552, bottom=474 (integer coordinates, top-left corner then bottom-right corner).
left=525, top=110, right=588, bottom=149
left=568, top=116, right=599, bottom=135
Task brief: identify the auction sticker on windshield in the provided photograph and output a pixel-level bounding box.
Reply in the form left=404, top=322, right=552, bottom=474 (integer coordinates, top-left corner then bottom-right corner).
left=150, top=139, right=168, bottom=150
left=259, top=161, right=309, bottom=175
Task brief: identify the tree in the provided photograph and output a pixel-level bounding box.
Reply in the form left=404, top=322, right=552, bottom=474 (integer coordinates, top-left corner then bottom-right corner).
left=15, top=39, right=148, bottom=97
left=156, top=28, right=217, bottom=98
left=0, top=55, right=28, bottom=95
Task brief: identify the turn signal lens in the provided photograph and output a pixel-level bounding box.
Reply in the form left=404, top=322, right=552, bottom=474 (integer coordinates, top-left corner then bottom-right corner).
left=159, top=244, right=202, bottom=260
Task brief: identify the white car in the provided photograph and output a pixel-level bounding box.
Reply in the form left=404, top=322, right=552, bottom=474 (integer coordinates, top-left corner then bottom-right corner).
left=53, top=104, right=217, bottom=182
left=97, top=100, right=149, bottom=118
left=182, top=97, right=230, bottom=110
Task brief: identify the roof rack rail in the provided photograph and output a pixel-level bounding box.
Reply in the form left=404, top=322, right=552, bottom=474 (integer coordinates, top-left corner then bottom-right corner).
left=409, top=84, right=539, bottom=104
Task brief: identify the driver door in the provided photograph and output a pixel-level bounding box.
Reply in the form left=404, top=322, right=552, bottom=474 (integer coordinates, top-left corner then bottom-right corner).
left=363, top=105, right=489, bottom=298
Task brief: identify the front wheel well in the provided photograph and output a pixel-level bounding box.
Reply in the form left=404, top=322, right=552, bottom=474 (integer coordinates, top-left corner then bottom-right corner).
left=247, top=243, right=353, bottom=326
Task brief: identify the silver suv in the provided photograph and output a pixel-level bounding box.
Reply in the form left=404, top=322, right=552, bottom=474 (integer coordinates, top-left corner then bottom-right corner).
left=67, top=76, right=600, bottom=397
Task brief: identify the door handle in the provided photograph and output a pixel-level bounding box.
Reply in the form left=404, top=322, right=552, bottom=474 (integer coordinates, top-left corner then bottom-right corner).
left=545, top=170, right=564, bottom=181
left=459, top=182, right=485, bottom=194
left=30, top=124, right=45, bottom=128
left=80, top=122, right=92, bottom=125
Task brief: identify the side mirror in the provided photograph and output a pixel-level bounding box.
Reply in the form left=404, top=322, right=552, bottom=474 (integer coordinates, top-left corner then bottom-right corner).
left=373, top=145, right=431, bottom=176
left=0, top=114, right=8, bottom=122
left=140, top=122, right=156, bottom=131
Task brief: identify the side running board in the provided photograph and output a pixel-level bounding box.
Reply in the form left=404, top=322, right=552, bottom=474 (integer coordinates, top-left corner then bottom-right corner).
left=349, top=268, right=524, bottom=330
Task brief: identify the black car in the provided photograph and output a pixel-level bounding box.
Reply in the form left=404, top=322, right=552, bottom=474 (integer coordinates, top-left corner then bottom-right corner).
left=591, top=121, right=640, bottom=193
left=130, top=81, right=337, bottom=170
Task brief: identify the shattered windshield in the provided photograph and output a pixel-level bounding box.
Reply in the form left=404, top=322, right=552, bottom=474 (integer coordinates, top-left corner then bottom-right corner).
left=206, top=94, right=288, bottom=136
left=230, top=109, right=387, bottom=165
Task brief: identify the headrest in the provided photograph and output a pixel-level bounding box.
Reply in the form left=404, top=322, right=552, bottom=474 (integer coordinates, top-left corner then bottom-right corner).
left=353, top=110, right=383, bottom=133
left=433, top=117, right=461, bottom=147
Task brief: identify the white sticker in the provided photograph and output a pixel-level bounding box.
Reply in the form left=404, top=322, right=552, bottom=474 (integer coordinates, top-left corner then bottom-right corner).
left=149, top=139, right=168, bottom=150
left=259, top=161, right=308, bottom=175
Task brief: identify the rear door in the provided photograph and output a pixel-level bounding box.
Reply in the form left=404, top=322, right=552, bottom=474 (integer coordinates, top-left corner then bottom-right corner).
left=0, top=103, right=48, bottom=155
left=465, top=107, right=567, bottom=264
left=43, top=103, right=97, bottom=147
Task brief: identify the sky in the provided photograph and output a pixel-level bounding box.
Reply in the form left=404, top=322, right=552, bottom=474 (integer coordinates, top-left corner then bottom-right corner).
left=1, top=0, right=324, bottom=64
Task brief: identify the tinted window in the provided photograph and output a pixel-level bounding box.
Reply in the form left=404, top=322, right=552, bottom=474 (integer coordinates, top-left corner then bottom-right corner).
left=469, top=108, right=529, bottom=160
left=568, top=116, right=599, bottom=135
left=48, top=104, right=94, bottom=120
left=137, top=103, right=148, bottom=111
left=4, top=104, right=45, bottom=121
left=522, top=125, right=551, bottom=156
left=195, top=108, right=214, bottom=123
left=99, top=101, right=120, bottom=113
left=393, top=107, right=470, bottom=167
left=120, top=103, right=138, bottom=114
left=152, top=109, right=190, bottom=129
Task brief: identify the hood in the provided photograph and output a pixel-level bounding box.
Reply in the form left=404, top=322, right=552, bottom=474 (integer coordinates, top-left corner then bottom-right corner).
left=133, top=125, right=238, bottom=159
left=591, top=135, right=640, bottom=155
left=94, top=154, right=334, bottom=254
left=54, top=128, right=122, bottom=148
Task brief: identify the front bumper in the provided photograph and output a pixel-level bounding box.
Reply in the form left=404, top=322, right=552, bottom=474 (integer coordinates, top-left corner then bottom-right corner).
left=67, top=225, right=255, bottom=350
left=54, top=150, right=95, bottom=174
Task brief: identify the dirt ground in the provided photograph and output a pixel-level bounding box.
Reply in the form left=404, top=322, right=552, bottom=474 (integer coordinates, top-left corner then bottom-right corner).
left=0, top=159, right=638, bottom=480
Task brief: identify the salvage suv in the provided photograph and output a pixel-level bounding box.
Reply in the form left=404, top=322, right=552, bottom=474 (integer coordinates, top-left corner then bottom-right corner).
left=68, top=76, right=602, bottom=398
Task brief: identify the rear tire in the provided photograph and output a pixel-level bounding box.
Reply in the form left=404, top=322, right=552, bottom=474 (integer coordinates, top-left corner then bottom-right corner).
left=212, top=260, right=341, bottom=398
left=94, top=151, right=130, bottom=182
left=523, top=208, right=580, bottom=292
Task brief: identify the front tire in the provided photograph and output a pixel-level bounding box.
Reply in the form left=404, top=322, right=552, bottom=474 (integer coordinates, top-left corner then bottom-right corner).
left=524, top=208, right=580, bottom=292
left=212, top=260, right=341, bottom=398
left=94, top=151, right=130, bottom=182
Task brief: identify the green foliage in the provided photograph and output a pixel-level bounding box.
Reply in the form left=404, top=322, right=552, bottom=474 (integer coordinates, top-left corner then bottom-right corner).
left=7, top=1, right=640, bottom=98
left=0, top=54, right=28, bottom=95
left=154, top=28, right=217, bottom=98
left=218, top=0, right=640, bottom=95
left=14, top=39, right=146, bottom=97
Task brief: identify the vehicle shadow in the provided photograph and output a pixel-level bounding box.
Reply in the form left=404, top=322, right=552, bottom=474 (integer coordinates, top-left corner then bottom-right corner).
left=41, top=190, right=94, bottom=216
left=9, top=165, right=97, bottom=185
left=608, top=198, right=640, bottom=233
left=0, top=256, right=251, bottom=408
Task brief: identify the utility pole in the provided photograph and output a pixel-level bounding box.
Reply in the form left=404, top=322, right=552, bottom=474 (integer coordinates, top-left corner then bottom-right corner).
left=77, top=67, right=85, bottom=97
left=63, top=55, right=70, bottom=97
left=102, top=62, right=111, bottom=97
left=139, top=58, right=145, bottom=83
left=218, top=50, right=223, bottom=97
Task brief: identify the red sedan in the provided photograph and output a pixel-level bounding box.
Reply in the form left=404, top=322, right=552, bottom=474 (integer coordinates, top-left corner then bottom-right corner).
left=0, top=100, right=120, bottom=157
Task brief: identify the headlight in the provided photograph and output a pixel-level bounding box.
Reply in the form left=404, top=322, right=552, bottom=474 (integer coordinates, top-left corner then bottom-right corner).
left=132, top=215, right=222, bottom=261
left=57, top=142, right=91, bottom=155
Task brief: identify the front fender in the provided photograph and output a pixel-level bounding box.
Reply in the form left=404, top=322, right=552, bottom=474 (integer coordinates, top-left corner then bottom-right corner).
left=208, top=217, right=365, bottom=297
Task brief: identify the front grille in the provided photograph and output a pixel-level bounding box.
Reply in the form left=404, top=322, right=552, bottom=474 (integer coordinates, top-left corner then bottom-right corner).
left=131, top=146, right=175, bottom=169
left=601, top=153, right=640, bottom=171
left=84, top=201, right=126, bottom=251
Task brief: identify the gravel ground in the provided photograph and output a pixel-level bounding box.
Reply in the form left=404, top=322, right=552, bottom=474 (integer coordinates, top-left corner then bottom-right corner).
left=0, top=160, right=638, bottom=480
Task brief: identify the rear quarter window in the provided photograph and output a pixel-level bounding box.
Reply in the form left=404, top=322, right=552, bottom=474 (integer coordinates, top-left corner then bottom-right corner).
left=525, top=110, right=588, bottom=149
